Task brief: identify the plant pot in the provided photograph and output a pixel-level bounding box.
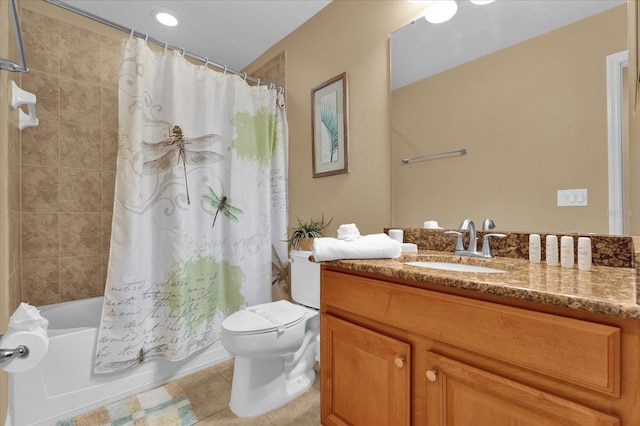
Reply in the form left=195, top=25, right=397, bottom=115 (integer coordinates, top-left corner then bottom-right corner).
left=300, top=237, right=314, bottom=251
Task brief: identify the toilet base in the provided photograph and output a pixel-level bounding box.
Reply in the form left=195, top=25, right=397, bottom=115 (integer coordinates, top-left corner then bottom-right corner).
left=229, top=355, right=316, bottom=418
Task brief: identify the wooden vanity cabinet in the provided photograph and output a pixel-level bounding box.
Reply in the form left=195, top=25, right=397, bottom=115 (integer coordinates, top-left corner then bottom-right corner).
left=320, top=266, right=639, bottom=426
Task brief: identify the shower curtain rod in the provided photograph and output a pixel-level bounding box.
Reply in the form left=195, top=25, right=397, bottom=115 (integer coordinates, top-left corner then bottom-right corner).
left=43, top=0, right=284, bottom=93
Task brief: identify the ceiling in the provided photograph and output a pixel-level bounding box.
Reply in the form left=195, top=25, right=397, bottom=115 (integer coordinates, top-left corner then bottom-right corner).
left=53, top=0, right=332, bottom=73
left=49, top=0, right=626, bottom=90
left=391, top=0, right=626, bottom=90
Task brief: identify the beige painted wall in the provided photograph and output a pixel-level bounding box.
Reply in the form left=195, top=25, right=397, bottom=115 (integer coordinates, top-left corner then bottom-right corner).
left=244, top=0, right=425, bottom=236
left=391, top=6, right=627, bottom=234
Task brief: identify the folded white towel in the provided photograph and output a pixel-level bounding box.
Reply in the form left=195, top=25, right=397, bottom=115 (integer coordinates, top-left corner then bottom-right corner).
left=312, top=233, right=402, bottom=261
left=337, top=223, right=361, bottom=241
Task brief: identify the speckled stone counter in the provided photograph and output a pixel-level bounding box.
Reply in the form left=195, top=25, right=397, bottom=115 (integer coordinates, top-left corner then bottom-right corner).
left=320, top=250, right=640, bottom=320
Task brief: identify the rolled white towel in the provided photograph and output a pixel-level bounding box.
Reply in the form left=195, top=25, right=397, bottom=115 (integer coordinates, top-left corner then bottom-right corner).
left=312, top=233, right=402, bottom=261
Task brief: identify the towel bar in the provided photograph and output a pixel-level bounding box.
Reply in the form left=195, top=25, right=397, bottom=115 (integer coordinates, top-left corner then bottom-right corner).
left=402, top=148, right=467, bottom=164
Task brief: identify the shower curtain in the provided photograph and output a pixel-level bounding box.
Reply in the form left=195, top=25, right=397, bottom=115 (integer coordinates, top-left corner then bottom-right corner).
left=95, top=38, right=288, bottom=373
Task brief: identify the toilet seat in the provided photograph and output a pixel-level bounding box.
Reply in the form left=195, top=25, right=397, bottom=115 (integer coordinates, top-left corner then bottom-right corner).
left=222, top=300, right=309, bottom=335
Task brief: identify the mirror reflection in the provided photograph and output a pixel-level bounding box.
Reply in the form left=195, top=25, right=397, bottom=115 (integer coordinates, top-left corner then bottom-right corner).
left=391, top=0, right=633, bottom=235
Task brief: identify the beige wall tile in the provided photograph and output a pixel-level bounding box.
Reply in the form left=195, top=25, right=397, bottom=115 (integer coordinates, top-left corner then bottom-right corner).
left=20, top=71, right=59, bottom=122
left=60, top=123, right=101, bottom=168
left=58, top=19, right=104, bottom=46
left=102, top=130, right=118, bottom=171
left=101, top=87, right=118, bottom=130
left=102, top=39, right=121, bottom=88
left=102, top=211, right=112, bottom=254
left=60, top=79, right=101, bottom=127
left=22, top=17, right=59, bottom=76
left=101, top=171, right=115, bottom=212
left=22, top=165, right=59, bottom=212
left=20, top=8, right=63, bottom=34
left=60, top=256, right=103, bottom=301
left=60, top=32, right=101, bottom=84
left=8, top=119, right=20, bottom=211
left=22, top=213, right=59, bottom=260
left=21, top=119, right=59, bottom=166
left=59, top=212, right=102, bottom=256
left=60, top=168, right=101, bottom=212
left=22, top=258, right=59, bottom=306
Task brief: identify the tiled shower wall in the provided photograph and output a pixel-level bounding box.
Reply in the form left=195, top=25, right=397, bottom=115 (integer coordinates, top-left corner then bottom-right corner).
left=17, top=6, right=287, bottom=306
left=18, top=7, right=120, bottom=305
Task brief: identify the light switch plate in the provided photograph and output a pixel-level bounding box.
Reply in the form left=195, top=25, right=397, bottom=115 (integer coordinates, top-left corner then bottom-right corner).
left=557, top=188, right=588, bottom=207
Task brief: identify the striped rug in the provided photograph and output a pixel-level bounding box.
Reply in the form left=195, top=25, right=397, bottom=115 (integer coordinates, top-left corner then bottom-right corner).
left=56, top=382, right=197, bottom=426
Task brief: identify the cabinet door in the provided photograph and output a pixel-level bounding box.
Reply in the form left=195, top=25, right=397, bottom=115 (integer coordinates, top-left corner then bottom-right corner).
left=321, top=314, right=410, bottom=426
left=426, top=351, right=619, bottom=426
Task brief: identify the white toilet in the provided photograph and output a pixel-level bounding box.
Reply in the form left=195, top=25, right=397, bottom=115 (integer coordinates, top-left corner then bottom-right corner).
left=221, top=250, right=320, bottom=418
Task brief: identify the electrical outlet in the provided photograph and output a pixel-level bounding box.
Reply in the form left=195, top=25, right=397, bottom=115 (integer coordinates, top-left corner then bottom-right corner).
left=557, top=189, right=588, bottom=207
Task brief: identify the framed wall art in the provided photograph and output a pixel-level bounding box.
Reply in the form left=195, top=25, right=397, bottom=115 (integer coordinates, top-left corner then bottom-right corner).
left=311, top=72, right=349, bottom=178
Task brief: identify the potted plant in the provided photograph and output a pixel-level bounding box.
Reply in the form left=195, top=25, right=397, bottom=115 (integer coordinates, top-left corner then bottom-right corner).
left=287, top=215, right=332, bottom=251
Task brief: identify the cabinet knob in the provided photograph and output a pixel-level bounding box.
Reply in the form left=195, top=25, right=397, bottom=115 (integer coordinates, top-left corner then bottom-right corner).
left=394, top=357, right=405, bottom=368
left=426, top=370, right=438, bottom=382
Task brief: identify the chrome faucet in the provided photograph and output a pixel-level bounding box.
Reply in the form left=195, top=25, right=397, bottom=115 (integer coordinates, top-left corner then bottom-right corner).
left=459, top=218, right=477, bottom=252
left=445, top=218, right=506, bottom=258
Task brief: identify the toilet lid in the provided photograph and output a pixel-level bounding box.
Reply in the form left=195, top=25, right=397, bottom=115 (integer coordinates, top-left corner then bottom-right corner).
left=222, top=300, right=308, bottom=335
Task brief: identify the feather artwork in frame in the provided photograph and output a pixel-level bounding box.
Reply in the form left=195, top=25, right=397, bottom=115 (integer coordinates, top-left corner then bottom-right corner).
left=311, top=73, right=349, bottom=178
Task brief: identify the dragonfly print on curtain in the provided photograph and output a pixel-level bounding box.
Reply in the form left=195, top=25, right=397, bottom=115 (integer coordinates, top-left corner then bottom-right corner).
left=95, top=38, right=288, bottom=373
left=142, top=125, right=223, bottom=205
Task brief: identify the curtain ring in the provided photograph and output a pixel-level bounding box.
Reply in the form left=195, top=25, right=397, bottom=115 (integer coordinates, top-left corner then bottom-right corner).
left=144, top=33, right=148, bottom=43
left=269, top=83, right=275, bottom=90
left=181, top=48, right=185, bottom=57
left=129, top=28, right=134, bottom=39
left=257, top=78, right=261, bottom=86
left=164, top=41, right=168, bottom=54
left=243, top=73, right=247, bottom=81
left=223, top=65, right=227, bottom=75
left=204, top=57, right=209, bottom=68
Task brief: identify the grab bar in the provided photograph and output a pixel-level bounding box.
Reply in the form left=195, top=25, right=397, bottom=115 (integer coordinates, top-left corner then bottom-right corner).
left=0, top=0, right=29, bottom=73
left=0, top=334, right=29, bottom=364
left=401, top=148, right=467, bottom=164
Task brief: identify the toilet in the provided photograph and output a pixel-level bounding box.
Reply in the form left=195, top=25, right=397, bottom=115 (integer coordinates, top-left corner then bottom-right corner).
left=221, top=250, right=320, bottom=418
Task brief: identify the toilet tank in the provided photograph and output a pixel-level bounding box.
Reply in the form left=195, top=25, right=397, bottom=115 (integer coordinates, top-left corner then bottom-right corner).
left=290, top=250, right=320, bottom=309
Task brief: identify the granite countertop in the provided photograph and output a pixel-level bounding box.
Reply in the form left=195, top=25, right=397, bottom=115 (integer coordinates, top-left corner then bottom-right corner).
left=320, top=250, right=640, bottom=320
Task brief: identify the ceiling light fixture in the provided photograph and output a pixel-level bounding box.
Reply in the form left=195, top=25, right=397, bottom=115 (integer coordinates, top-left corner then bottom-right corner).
left=155, top=11, right=178, bottom=27
left=423, top=0, right=458, bottom=24
left=470, top=0, right=496, bottom=5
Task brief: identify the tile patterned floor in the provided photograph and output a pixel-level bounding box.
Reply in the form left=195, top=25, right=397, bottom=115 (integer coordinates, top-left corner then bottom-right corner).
left=175, top=359, right=321, bottom=425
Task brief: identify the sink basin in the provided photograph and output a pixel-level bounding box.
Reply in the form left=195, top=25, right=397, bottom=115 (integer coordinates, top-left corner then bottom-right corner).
left=404, top=261, right=506, bottom=274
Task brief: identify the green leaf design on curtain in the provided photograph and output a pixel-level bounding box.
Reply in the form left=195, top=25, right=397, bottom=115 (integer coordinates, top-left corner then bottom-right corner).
left=164, top=255, right=246, bottom=332
left=232, top=107, right=277, bottom=164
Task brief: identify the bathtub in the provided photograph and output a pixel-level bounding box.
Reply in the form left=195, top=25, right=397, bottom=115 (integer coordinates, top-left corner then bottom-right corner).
left=7, top=296, right=231, bottom=426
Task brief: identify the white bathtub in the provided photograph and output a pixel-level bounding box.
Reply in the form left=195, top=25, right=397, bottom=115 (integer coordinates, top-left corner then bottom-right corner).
left=7, top=296, right=231, bottom=426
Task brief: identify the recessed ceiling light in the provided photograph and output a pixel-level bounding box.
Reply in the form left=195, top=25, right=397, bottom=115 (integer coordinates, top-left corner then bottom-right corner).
left=155, top=11, right=178, bottom=27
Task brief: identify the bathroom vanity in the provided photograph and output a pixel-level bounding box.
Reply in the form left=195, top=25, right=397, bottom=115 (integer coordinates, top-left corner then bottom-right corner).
left=319, top=251, right=640, bottom=425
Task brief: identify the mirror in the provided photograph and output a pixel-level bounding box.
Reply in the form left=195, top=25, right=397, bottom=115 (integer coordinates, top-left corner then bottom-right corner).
left=390, top=0, right=632, bottom=235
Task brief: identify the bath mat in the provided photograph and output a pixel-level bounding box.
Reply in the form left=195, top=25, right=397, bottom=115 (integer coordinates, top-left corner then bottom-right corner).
left=56, top=382, right=197, bottom=426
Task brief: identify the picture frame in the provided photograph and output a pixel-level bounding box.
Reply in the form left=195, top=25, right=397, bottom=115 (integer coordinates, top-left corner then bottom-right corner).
left=311, top=72, right=349, bottom=178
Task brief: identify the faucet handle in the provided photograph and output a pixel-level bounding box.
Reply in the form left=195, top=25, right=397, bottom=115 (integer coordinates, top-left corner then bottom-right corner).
left=444, top=231, right=465, bottom=253
left=481, top=233, right=507, bottom=258
left=482, top=218, right=495, bottom=231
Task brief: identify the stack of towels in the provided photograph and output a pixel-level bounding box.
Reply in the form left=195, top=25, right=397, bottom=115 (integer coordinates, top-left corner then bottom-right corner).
left=312, top=223, right=402, bottom=261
